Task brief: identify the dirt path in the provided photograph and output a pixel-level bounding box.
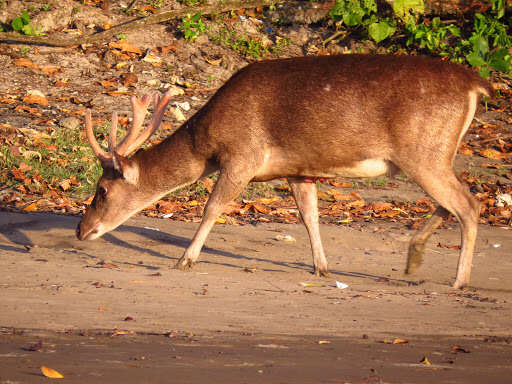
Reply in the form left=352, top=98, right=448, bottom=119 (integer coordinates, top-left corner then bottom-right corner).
left=1, top=211, right=512, bottom=382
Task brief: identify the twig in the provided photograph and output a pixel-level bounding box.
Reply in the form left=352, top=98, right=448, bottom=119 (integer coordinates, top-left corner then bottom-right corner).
left=0, top=0, right=275, bottom=47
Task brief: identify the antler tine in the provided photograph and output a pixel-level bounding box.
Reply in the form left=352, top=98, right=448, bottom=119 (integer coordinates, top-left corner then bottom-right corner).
left=116, top=91, right=173, bottom=156
left=108, top=111, right=118, bottom=152
left=115, top=94, right=152, bottom=156
left=85, top=109, right=111, bottom=164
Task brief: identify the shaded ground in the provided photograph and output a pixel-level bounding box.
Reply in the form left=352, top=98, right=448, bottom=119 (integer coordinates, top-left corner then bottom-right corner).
left=2, top=330, right=512, bottom=384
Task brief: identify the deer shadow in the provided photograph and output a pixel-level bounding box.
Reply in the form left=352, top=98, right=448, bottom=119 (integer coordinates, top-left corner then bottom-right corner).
left=0, top=211, right=420, bottom=285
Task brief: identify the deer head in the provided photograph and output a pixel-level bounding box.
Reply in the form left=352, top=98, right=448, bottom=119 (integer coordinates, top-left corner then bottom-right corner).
left=76, top=92, right=172, bottom=240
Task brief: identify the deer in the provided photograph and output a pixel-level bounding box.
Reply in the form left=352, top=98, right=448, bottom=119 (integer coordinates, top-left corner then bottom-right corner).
left=76, top=54, right=493, bottom=289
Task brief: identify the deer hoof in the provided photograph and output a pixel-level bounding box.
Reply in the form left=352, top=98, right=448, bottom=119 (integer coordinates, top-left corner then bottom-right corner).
left=174, top=258, right=195, bottom=271
left=314, top=267, right=330, bottom=277
left=452, top=279, right=467, bottom=290
left=405, top=243, right=425, bottom=274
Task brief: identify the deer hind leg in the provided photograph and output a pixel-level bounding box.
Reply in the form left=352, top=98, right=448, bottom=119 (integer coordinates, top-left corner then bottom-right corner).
left=174, top=167, right=252, bottom=270
left=288, top=178, right=329, bottom=277
left=407, top=170, right=479, bottom=289
left=406, top=206, right=450, bottom=274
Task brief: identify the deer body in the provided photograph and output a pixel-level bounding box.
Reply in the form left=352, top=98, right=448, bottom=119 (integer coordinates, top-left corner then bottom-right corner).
left=77, top=54, right=492, bottom=289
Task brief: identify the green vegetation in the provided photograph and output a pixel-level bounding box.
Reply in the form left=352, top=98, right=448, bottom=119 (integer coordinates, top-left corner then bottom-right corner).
left=0, top=123, right=108, bottom=198
left=181, top=12, right=206, bottom=41
left=0, top=8, right=45, bottom=35
left=328, top=0, right=511, bottom=77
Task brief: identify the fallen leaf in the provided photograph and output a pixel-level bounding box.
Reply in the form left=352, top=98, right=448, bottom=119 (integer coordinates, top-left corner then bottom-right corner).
left=40, top=66, right=63, bottom=74
left=23, top=202, right=38, bottom=212
left=160, top=44, right=179, bottom=54
left=205, top=57, right=222, bottom=66
left=109, top=40, right=143, bottom=55
left=59, top=179, right=72, bottom=191
left=142, top=52, right=162, bottom=65
left=450, top=345, right=470, bottom=353
left=101, top=78, right=118, bottom=89
left=18, top=162, right=32, bottom=172
left=419, top=356, right=431, bottom=365
left=437, top=242, right=461, bottom=250
left=275, top=234, right=296, bottom=242
left=41, top=366, right=64, bottom=379
left=23, top=90, right=49, bottom=106
left=392, top=338, right=409, bottom=344
left=479, top=148, right=505, bottom=160
left=318, top=340, right=331, bottom=344
left=13, top=58, right=39, bottom=70
left=98, top=307, right=110, bottom=311
left=299, top=282, right=325, bottom=287
left=215, top=217, right=226, bottom=224
left=120, top=72, right=138, bottom=87
left=369, top=201, right=394, bottom=213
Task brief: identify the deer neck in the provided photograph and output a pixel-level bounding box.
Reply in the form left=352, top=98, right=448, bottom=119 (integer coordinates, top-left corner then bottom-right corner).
left=133, top=127, right=211, bottom=196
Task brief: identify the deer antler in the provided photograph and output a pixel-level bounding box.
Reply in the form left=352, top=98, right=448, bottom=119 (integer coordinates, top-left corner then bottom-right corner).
left=85, top=91, right=172, bottom=165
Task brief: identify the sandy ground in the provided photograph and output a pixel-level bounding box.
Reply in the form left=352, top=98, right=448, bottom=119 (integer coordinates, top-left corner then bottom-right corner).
left=1, top=211, right=512, bottom=382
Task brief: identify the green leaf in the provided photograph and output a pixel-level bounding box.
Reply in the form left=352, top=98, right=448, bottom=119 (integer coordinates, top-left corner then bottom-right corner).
left=393, top=0, right=424, bottom=20
left=488, top=48, right=511, bottom=72
left=11, top=17, right=24, bottom=31
left=21, top=10, right=30, bottom=25
left=479, top=66, right=491, bottom=78
left=362, top=0, right=377, bottom=13
left=431, top=17, right=441, bottom=30
left=466, top=51, right=486, bottom=67
left=368, top=21, right=396, bottom=43
left=21, top=24, right=35, bottom=36
left=470, top=35, right=489, bottom=56
left=446, top=25, right=461, bottom=37
left=190, top=12, right=202, bottom=22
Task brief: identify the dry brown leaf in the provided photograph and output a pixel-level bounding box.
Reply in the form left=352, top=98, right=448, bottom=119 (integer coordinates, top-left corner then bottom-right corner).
left=18, top=162, right=32, bottom=172
left=437, top=242, right=461, bottom=250
left=41, top=366, right=64, bottom=379
left=101, top=78, right=118, bottom=89
left=40, top=66, right=63, bottom=74
left=205, top=57, right=223, bottom=66
left=369, top=201, right=394, bottom=213
left=23, top=202, right=38, bottom=212
left=392, top=338, right=409, bottom=344
left=23, top=92, right=49, bottom=106
left=160, top=44, right=179, bottom=54
left=59, top=179, right=72, bottom=191
left=13, top=58, right=39, bottom=70
left=120, top=72, right=138, bottom=87
left=107, top=90, right=132, bottom=97
left=108, top=40, right=143, bottom=55
left=328, top=180, right=353, bottom=188
left=479, top=148, right=505, bottom=160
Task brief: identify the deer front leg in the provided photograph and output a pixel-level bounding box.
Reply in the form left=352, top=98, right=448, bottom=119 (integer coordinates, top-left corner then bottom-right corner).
left=288, top=178, right=329, bottom=277
left=406, top=206, right=450, bottom=274
left=174, top=168, right=252, bottom=270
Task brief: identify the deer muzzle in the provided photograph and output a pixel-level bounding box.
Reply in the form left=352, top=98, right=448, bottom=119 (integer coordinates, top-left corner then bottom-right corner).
left=76, top=220, right=103, bottom=241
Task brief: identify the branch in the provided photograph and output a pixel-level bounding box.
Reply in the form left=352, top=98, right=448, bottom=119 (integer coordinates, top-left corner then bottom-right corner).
left=0, top=0, right=275, bottom=47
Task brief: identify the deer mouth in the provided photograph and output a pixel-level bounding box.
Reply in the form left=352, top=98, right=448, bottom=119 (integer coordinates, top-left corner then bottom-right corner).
left=76, top=221, right=103, bottom=241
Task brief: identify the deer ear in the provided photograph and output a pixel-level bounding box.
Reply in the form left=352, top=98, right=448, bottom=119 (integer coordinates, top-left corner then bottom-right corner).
left=112, top=153, right=139, bottom=185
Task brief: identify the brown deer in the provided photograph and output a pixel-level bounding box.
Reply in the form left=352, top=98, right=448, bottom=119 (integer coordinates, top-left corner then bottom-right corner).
left=77, top=54, right=493, bottom=289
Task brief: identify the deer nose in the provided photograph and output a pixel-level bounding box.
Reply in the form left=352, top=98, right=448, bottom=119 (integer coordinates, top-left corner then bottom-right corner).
left=76, top=223, right=82, bottom=240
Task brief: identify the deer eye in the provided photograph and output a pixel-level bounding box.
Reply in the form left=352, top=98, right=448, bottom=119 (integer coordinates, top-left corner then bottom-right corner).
left=98, top=186, right=108, bottom=199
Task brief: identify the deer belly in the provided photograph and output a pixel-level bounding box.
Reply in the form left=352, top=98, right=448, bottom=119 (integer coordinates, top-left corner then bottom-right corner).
left=254, top=150, right=390, bottom=180
left=322, top=158, right=390, bottom=178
